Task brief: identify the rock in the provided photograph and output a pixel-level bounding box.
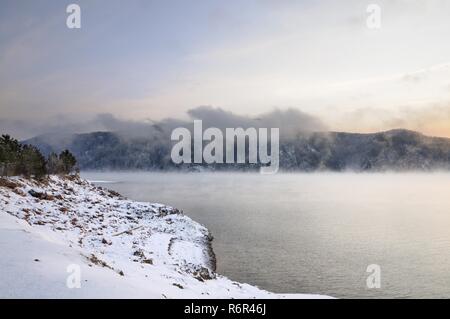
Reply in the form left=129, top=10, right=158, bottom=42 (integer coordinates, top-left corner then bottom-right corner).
left=133, top=249, right=145, bottom=258
left=108, top=189, right=122, bottom=198
left=87, top=254, right=111, bottom=269
left=28, top=190, right=41, bottom=198
left=101, top=238, right=112, bottom=245
left=173, top=283, right=184, bottom=289
left=28, top=190, right=54, bottom=200
left=192, top=267, right=215, bottom=282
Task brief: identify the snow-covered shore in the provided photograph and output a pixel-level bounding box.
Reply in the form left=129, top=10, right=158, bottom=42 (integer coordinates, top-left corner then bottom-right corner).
left=0, top=175, right=329, bottom=299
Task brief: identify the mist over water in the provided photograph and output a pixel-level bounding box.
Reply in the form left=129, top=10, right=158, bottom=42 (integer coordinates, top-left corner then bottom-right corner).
left=82, top=171, right=450, bottom=298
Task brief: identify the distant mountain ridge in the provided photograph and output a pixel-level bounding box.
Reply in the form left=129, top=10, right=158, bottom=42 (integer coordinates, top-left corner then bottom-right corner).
left=24, top=129, right=450, bottom=171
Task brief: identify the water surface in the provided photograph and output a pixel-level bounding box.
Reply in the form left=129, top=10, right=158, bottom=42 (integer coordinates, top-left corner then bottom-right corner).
left=82, top=172, right=450, bottom=298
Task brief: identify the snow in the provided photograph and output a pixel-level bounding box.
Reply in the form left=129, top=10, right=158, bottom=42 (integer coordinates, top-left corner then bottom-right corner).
left=0, top=175, right=330, bottom=299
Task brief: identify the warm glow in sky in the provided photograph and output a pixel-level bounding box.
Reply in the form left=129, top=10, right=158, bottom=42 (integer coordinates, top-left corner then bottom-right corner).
left=1, top=0, right=450, bottom=138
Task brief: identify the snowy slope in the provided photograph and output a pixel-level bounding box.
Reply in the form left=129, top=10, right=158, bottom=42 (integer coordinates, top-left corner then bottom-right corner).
left=0, top=176, right=329, bottom=299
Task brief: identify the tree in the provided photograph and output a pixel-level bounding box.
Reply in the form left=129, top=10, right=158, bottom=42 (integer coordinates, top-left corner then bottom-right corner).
left=0, top=135, right=21, bottom=176
left=0, top=140, right=5, bottom=176
left=18, top=145, right=47, bottom=179
left=59, top=150, right=77, bottom=174
left=46, top=152, right=60, bottom=175
left=0, top=135, right=78, bottom=178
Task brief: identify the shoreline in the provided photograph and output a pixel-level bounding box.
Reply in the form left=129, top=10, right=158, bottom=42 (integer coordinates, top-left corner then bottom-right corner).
left=0, top=175, right=328, bottom=298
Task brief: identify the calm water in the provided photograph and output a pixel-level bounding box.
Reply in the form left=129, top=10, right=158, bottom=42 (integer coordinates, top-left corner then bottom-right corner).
left=82, top=172, right=450, bottom=298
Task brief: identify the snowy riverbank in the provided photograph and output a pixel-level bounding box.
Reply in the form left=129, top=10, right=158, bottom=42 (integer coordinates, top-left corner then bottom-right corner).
left=0, top=175, right=329, bottom=299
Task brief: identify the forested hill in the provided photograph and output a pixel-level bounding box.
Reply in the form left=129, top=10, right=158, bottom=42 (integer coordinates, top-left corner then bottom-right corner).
left=24, top=129, right=450, bottom=171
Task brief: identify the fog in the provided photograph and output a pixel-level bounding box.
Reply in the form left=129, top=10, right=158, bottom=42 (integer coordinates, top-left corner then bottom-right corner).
left=1, top=106, right=326, bottom=141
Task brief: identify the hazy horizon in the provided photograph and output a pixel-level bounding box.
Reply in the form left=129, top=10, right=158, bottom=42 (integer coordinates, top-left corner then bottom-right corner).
left=11, top=108, right=450, bottom=141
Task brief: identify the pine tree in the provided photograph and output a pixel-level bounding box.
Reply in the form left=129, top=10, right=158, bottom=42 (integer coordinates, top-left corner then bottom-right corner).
left=0, top=135, right=78, bottom=178
left=46, top=152, right=60, bottom=175
left=18, top=145, right=47, bottom=179
left=0, top=135, right=21, bottom=176
left=59, top=150, right=77, bottom=174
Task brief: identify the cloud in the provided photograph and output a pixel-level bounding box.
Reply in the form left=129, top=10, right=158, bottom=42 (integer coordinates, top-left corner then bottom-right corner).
left=1, top=107, right=326, bottom=140
left=5, top=103, right=450, bottom=142
left=187, top=106, right=326, bottom=136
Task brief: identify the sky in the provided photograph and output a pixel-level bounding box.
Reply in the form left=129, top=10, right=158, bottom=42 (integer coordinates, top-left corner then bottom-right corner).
left=1, top=0, right=450, bottom=139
